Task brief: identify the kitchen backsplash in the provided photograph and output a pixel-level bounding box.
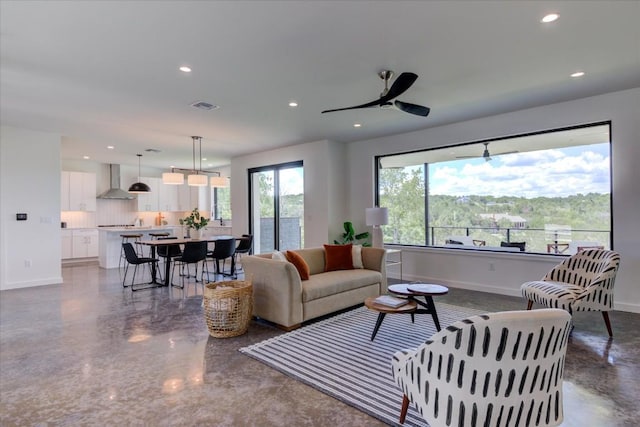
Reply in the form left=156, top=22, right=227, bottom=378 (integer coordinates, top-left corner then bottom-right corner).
left=60, top=199, right=206, bottom=228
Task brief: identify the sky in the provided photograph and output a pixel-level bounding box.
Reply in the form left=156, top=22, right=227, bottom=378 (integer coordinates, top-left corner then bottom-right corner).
left=429, top=143, right=610, bottom=198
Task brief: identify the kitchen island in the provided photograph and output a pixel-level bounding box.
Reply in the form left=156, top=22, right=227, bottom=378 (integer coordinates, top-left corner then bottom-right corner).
left=98, top=226, right=174, bottom=269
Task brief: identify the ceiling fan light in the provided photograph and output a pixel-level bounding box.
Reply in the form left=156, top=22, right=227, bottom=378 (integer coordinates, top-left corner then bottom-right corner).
left=162, top=172, right=184, bottom=185
left=210, top=176, right=228, bottom=188
left=188, top=174, right=208, bottom=187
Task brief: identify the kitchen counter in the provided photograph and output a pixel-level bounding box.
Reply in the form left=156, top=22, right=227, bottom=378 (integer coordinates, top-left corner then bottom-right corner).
left=98, top=226, right=174, bottom=269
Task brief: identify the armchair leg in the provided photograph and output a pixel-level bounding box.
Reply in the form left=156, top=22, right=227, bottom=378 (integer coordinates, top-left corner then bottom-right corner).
left=602, top=311, right=613, bottom=337
left=399, top=394, right=409, bottom=424
left=526, top=300, right=533, bottom=310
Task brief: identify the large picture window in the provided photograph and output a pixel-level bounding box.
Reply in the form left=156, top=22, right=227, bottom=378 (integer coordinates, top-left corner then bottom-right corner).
left=377, top=122, right=612, bottom=254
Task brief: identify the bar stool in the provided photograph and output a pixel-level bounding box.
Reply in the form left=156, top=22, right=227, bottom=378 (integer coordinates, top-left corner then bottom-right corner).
left=119, top=234, right=143, bottom=269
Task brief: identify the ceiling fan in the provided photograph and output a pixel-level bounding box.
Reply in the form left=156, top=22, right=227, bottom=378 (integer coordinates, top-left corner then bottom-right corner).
left=456, top=142, right=518, bottom=162
left=321, top=70, right=431, bottom=117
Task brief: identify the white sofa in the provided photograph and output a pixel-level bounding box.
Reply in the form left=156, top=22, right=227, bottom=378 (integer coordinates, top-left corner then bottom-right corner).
left=242, top=247, right=386, bottom=330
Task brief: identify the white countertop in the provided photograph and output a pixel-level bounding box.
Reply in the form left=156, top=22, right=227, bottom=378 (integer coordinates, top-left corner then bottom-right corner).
left=97, top=226, right=173, bottom=232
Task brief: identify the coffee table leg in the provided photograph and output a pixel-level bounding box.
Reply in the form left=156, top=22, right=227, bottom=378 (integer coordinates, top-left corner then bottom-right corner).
left=424, top=296, right=441, bottom=331
left=371, top=312, right=386, bottom=341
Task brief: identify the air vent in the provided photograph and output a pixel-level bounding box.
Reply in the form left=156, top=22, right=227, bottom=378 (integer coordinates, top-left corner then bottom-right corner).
left=191, top=101, right=219, bottom=111
left=145, top=148, right=161, bottom=153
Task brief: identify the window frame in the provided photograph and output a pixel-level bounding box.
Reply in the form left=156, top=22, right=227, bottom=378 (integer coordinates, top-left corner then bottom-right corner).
left=374, top=121, right=613, bottom=255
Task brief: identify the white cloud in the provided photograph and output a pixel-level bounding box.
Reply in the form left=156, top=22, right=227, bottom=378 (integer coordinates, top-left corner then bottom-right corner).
left=430, top=146, right=610, bottom=198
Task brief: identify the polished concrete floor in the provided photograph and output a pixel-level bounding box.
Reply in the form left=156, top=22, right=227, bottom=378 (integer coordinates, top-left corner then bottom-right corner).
left=1, top=262, right=638, bottom=426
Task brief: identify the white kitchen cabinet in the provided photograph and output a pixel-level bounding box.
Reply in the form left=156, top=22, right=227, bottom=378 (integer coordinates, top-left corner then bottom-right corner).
left=177, top=185, right=199, bottom=212
left=136, top=177, right=160, bottom=211
left=158, top=182, right=179, bottom=211
left=72, top=229, right=99, bottom=258
left=61, top=229, right=73, bottom=259
left=61, top=171, right=96, bottom=211
left=136, top=178, right=200, bottom=212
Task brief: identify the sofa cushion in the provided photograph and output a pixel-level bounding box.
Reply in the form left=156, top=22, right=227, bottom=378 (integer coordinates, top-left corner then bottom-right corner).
left=323, top=244, right=354, bottom=271
left=302, top=269, right=383, bottom=302
left=286, top=250, right=310, bottom=280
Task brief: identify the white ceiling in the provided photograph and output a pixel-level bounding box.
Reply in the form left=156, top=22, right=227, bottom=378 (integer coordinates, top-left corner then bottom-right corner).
left=1, top=1, right=639, bottom=170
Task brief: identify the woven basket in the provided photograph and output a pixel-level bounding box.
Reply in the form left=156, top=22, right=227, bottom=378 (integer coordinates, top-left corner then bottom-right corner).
left=203, top=280, right=253, bottom=338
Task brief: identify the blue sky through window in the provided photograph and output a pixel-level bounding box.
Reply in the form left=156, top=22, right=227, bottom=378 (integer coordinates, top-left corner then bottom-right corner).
left=428, top=143, right=610, bottom=198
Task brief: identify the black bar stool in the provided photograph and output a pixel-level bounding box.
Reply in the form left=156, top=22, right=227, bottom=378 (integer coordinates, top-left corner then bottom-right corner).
left=119, top=234, right=143, bottom=269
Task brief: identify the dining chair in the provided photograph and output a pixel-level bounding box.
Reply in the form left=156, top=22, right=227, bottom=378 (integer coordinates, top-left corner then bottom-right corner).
left=122, top=242, right=159, bottom=291
left=233, top=234, right=253, bottom=274
left=171, top=241, right=209, bottom=289
left=521, top=248, right=620, bottom=336
left=156, top=236, right=182, bottom=282
left=392, top=309, right=572, bottom=427
left=207, top=237, right=236, bottom=280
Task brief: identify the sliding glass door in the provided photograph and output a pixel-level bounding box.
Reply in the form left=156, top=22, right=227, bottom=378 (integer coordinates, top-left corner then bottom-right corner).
left=249, top=161, right=304, bottom=254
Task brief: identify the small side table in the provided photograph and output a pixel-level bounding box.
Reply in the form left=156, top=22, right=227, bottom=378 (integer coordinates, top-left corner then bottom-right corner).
left=388, top=283, right=449, bottom=331
left=364, top=297, right=417, bottom=341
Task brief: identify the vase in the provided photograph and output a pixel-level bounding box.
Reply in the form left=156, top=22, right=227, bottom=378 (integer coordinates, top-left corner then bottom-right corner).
left=192, top=228, right=203, bottom=240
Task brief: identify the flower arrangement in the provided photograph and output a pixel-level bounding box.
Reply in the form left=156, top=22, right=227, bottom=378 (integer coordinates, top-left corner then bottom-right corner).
left=179, top=208, right=210, bottom=230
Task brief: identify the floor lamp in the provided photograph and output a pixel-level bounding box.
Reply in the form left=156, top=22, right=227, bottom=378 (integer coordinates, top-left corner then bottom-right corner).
left=366, top=207, right=388, bottom=248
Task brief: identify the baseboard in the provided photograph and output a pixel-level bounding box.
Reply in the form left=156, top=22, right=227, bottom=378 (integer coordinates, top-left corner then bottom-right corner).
left=1, top=276, right=64, bottom=291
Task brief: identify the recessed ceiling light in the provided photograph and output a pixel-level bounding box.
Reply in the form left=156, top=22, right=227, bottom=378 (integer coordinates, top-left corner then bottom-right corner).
left=571, top=71, right=585, bottom=78
left=83, top=155, right=90, bottom=159
left=289, top=101, right=298, bottom=107
left=353, top=123, right=362, bottom=128
left=107, top=145, right=114, bottom=150
left=202, top=158, right=207, bottom=161
left=541, top=13, right=559, bottom=23
left=179, top=66, right=192, bottom=73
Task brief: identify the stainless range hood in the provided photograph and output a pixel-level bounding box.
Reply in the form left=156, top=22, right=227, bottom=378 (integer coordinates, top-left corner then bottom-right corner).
left=97, top=164, right=135, bottom=200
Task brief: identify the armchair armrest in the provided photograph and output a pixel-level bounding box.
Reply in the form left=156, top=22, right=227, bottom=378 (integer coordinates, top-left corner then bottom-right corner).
left=241, top=255, right=304, bottom=328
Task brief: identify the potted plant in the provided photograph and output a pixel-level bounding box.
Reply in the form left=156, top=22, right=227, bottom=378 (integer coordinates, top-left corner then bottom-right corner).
left=179, top=208, right=210, bottom=239
left=334, top=221, right=370, bottom=246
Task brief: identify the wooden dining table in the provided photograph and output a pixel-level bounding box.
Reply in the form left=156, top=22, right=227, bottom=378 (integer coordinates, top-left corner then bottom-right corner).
left=137, top=235, right=245, bottom=287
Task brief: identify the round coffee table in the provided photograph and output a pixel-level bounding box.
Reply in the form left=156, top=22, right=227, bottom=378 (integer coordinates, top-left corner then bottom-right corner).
left=388, top=283, right=449, bottom=331
left=364, top=297, right=417, bottom=341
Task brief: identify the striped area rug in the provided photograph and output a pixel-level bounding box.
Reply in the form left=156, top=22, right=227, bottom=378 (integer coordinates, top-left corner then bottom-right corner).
left=239, top=303, right=485, bottom=426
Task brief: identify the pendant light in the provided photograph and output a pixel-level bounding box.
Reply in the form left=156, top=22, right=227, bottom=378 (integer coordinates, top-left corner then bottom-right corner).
left=162, top=168, right=184, bottom=185
left=162, top=135, right=225, bottom=187
left=128, top=154, right=151, bottom=193
left=187, top=136, right=208, bottom=187
left=210, top=175, right=228, bottom=188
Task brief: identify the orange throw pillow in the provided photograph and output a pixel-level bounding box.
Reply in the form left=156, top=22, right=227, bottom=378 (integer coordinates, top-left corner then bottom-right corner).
left=323, top=244, right=354, bottom=272
left=285, top=250, right=310, bottom=280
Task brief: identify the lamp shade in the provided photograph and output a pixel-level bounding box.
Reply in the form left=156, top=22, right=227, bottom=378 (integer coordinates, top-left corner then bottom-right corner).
left=210, top=176, right=228, bottom=188
left=365, top=207, right=388, bottom=226
left=187, top=174, right=208, bottom=187
left=128, top=181, right=151, bottom=193
left=162, top=172, right=184, bottom=185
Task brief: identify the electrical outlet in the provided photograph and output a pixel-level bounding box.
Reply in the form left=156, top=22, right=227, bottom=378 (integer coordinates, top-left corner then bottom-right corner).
left=489, top=262, right=495, bottom=271
left=24, top=259, right=32, bottom=268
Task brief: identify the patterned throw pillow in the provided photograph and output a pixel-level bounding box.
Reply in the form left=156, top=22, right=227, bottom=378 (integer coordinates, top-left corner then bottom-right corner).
left=285, top=250, right=310, bottom=280
left=323, top=244, right=354, bottom=272
left=352, top=244, right=364, bottom=269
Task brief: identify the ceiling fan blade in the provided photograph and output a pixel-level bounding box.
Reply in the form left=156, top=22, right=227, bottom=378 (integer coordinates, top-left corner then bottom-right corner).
left=394, top=100, right=430, bottom=117
left=385, top=72, right=418, bottom=100
left=494, top=150, right=519, bottom=155
left=321, top=72, right=420, bottom=114
left=321, top=98, right=384, bottom=114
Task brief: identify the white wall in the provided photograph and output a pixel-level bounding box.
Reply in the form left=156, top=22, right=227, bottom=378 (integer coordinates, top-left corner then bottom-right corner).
left=1, top=126, right=63, bottom=290
left=346, top=88, right=640, bottom=312
left=231, top=139, right=346, bottom=248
